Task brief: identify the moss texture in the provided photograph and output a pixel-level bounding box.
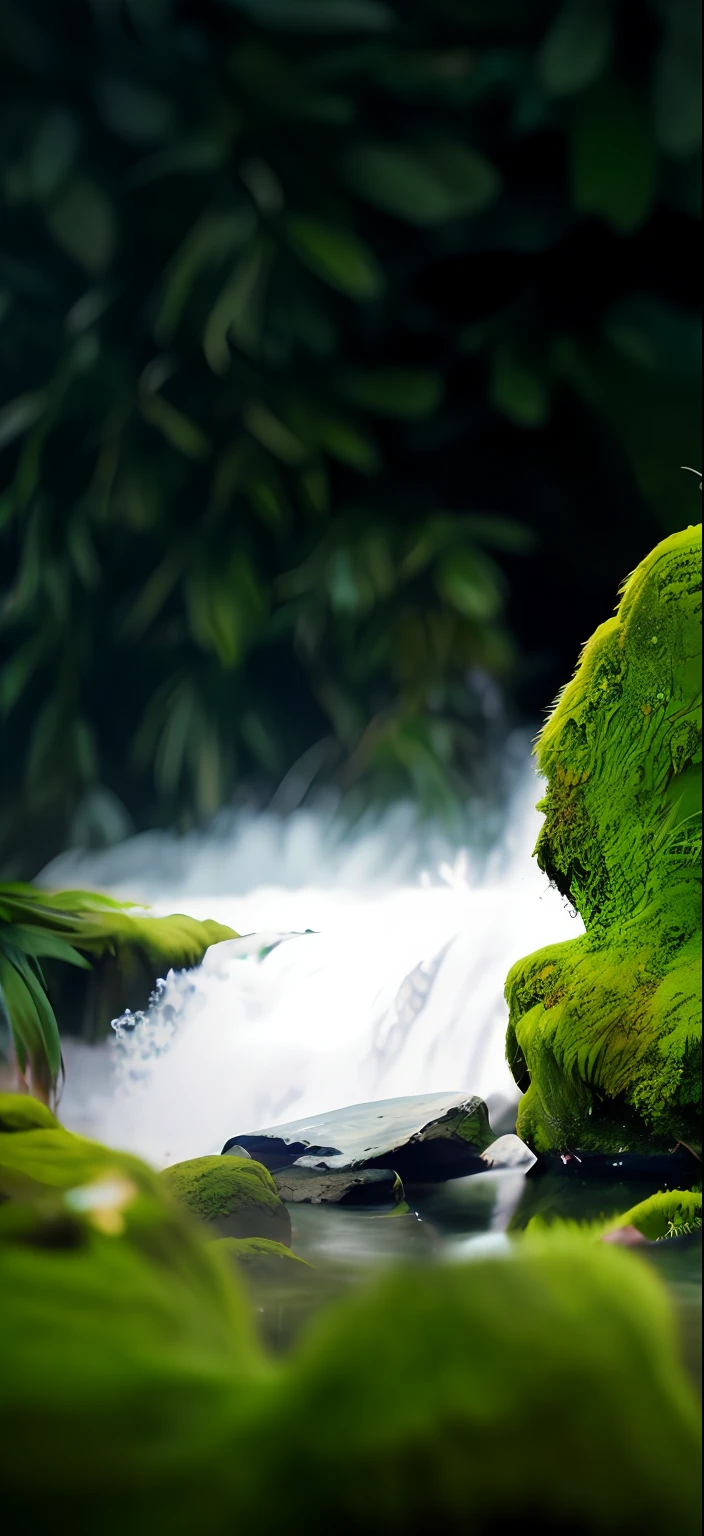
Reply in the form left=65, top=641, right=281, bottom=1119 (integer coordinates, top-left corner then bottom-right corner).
left=0, top=1098, right=700, bottom=1536
left=249, top=1232, right=701, bottom=1536
left=605, top=1188, right=702, bottom=1242
left=506, top=525, right=702, bottom=1155
left=160, top=1154, right=292, bottom=1245
left=212, top=1236, right=312, bottom=1272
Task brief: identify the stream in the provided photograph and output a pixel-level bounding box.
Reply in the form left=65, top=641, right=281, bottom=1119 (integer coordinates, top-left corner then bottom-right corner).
left=43, top=758, right=701, bottom=1385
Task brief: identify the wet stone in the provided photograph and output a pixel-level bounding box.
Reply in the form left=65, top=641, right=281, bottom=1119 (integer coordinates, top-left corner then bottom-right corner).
left=270, top=1165, right=404, bottom=1207
left=222, top=1092, right=495, bottom=1184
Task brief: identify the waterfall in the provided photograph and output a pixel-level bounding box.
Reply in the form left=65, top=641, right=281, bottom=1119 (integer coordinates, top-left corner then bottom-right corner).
left=44, top=753, right=583, bottom=1168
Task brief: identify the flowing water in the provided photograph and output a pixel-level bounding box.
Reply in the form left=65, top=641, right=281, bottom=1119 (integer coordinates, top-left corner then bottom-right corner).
left=42, top=754, right=701, bottom=1379
left=47, top=756, right=583, bottom=1166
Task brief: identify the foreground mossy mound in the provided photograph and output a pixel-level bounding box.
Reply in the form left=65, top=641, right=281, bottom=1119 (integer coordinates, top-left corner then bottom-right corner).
left=0, top=1096, right=701, bottom=1535
left=506, top=525, right=702, bottom=1156
left=160, top=1154, right=291, bottom=1245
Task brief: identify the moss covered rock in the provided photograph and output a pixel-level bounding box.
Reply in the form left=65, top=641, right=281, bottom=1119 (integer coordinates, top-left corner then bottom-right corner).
left=605, top=1188, right=702, bottom=1243
left=247, top=1232, right=701, bottom=1535
left=160, top=1154, right=292, bottom=1245
left=506, top=526, right=702, bottom=1155
left=0, top=1101, right=265, bottom=1536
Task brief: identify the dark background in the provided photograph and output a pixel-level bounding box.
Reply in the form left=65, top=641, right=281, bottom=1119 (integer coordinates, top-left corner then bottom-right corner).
left=0, top=0, right=701, bottom=876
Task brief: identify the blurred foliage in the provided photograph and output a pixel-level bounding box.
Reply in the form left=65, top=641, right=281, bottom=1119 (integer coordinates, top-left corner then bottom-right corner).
left=0, top=0, right=701, bottom=873
left=0, top=882, right=235, bottom=1099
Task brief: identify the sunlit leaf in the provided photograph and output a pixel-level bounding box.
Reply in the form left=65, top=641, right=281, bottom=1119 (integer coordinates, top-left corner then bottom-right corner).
left=435, top=548, right=504, bottom=622
left=243, top=402, right=307, bottom=464
left=284, top=216, right=383, bottom=298
left=141, top=396, right=211, bottom=458
left=316, top=417, right=379, bottom=473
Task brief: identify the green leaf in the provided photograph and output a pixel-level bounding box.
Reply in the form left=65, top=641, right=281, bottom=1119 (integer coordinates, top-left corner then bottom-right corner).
left=1, top=926, right=91, bottom=969
left=339, top=369, right=443, bottom=418
left=316, top=417, right=379, bottom=473
left=538, top=0, right=613, bottom=97
left=0, top=393, right=47, bottom=452
left=141, top=396, right=211, bottom=459
left=47, top=178, right=117, bottom=272
left=0, top=950, right=61, bottom=1081
left=202, top=240, right=272, bottom=368
left=243, top=402, right=307, bottom=464
left=570, top=81, right=657, bottom=233
left=435, top=548, right=504, bottom=623
left=156, top=210, right=255, bottom=344
left=490, top=344, right=551, bottom=427
left=342, top=142, right=500, bottom=224
left=284, top=216, right=383, bottom=299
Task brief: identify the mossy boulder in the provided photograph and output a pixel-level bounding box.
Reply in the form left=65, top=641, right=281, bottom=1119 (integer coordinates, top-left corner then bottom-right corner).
left=0, top=1100, right=266, bottom=1536
left=506, top=526, right=702, bottom=1155
left=246, top=1232, right=701, bottom=1535
left=160, top=1155, right=292, bottom=1245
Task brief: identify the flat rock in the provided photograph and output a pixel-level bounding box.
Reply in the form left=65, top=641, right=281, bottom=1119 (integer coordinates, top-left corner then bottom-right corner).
left=271, top=1166, right=404, bottom=1207
left=222, top=1092, right=494, bottom=1183
left=480, top=1135, right=536, bottom=1171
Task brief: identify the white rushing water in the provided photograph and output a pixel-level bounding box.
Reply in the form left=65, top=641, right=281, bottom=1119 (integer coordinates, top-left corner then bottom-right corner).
left=43, top=752, right=583, bottom=1169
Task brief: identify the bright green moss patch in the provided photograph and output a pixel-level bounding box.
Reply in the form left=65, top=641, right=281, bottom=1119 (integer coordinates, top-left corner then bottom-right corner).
left=506, top=526, right=702, bottom=1154
left=160, top=1155, right=292, bottom=1245
left=250, top=1232, right=701, bottom=1535
left=606, top=1188, right=702, bottom=1242
left=212, top=1236, right=312, bottom=1271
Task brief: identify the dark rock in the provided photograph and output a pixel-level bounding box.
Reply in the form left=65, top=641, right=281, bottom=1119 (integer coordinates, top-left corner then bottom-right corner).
left=271, top=1166, right=404, bottom=1207
left=222, top=1092, right=495, bottom=1183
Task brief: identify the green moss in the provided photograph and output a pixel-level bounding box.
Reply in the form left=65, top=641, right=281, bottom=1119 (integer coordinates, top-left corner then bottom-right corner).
left=0, top=1093, right=60, bottom=1134
left=0, top=1151, right=265, bottom=1535
left=0, top=1102, right=701, bottom=1536
left=506, top=526, right=702, bottom=1154
left=606, top=1188, right=702, bottom=1242
left=212, top=1236, right=312, bottom=1272
left=249, top=1232, right=701, bottom=1535
left=160, top=1155, right=292, bottom=1245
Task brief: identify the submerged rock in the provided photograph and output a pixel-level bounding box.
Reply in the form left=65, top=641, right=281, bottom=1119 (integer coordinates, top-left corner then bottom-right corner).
left=160, top=1154, right=291, bottom=1244
left=505, top=525, right=702, bottom=1157
left=270, top=1165, right=404, bottom=1206
left=211, top=1236, right=312, bottom=1273
left=223, top=1092, right=495, bottom=1183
